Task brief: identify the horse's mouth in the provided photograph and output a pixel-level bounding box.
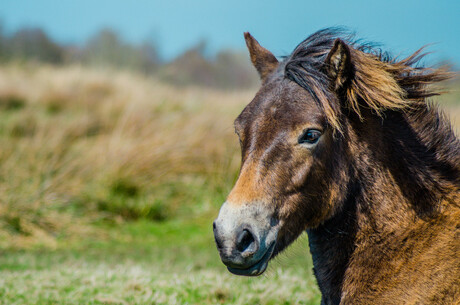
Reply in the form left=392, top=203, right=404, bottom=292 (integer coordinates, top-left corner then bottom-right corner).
left=226, top=242, right=276, bottom=276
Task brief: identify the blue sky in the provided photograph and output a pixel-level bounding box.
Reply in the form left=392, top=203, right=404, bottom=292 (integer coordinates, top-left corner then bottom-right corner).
left=1, top=0, right=459, bottom=64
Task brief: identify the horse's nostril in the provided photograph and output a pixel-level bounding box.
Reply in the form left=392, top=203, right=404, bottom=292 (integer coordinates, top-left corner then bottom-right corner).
left=212, top=221, right=216, bottom=231
left=236, top=229, right=257, bottom=254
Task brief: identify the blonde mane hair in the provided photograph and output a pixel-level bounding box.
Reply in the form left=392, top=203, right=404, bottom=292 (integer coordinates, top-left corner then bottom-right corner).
left=284, top=28, right=452, bottom=131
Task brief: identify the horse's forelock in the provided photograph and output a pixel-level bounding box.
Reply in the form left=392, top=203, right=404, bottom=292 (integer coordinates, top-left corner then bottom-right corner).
left=283, top=28, right=453, bottom=131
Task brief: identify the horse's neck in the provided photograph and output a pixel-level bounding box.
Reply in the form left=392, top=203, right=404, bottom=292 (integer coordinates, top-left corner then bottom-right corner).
left=349, top=107, right=456, bottom=217
left=339, top=161, right=459, bottom=304
left=306, top=165, right=420, bottom=305
left=307, top=107, right=459, bottom=304
left=306, top=180, right=360, bottom=305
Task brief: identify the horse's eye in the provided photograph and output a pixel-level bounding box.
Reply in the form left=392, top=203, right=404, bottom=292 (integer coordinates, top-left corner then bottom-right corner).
left=298, top=129, right=322, bottom=145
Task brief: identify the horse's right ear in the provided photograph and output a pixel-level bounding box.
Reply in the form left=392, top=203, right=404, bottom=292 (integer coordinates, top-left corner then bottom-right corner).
left=244, top=32, right=278, bottom=80
left=326, top=38, right=352, bottom=90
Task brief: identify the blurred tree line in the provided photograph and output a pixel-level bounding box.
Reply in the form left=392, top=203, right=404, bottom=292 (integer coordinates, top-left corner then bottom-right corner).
left=0, top=25, right=258, bottom=89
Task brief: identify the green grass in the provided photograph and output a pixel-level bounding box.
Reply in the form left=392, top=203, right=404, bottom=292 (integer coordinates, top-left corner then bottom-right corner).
left=0, top=218, right=321, bottom=304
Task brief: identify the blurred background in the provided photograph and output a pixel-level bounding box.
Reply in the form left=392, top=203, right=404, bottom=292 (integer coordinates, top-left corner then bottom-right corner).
left=0, top=1, right=458, bottom=304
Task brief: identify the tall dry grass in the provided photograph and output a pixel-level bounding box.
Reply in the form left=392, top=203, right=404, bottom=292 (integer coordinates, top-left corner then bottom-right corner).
left=0, top=63, right=254, bottom=247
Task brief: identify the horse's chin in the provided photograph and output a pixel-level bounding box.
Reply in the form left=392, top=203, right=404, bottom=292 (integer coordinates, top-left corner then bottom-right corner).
left=226, top=242, right=276, bottom=276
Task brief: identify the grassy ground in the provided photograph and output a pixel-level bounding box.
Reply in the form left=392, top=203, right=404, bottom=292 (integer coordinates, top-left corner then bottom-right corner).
left=0, top=218, right=321, bottom=304
left=0, top=63, right=458, bottom=304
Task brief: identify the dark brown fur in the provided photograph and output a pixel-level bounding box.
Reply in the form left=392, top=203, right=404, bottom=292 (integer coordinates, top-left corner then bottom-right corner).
left=235, top=28, right=460, bottom=304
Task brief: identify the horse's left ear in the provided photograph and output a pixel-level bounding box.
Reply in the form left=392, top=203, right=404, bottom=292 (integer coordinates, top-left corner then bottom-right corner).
left=326, top=38, right=352, bottom=90
left=244, top=32, right=279, bottom=80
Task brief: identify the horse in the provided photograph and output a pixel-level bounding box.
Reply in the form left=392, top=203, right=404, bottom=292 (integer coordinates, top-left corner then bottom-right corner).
left=213, top=28, right=460, bottom=304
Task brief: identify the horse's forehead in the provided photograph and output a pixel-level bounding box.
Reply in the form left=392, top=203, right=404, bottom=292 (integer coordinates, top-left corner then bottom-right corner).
left=236, top=78, right=321, bottom=129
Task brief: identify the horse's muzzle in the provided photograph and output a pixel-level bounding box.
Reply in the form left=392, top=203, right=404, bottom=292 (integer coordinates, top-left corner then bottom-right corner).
left=213, top=201, right=279, bottom=276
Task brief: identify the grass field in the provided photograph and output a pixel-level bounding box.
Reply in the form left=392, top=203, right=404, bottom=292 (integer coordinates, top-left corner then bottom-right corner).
left=0, top=219, right=320, bottom=304
left=0, top=63, right=458, bottom=304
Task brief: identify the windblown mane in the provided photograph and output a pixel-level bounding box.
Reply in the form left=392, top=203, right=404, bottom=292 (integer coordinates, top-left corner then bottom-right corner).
left=284, top=28, right=459, bottom=207
left=284, top=28, right=453, bottom=131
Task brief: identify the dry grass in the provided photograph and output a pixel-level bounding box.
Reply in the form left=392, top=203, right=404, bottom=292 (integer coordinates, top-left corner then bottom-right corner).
left=0, top=63, right=253, bottom=247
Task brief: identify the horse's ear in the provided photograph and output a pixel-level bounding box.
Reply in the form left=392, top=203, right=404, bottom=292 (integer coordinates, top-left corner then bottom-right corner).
left=326, top=38, right=352, bottom=90
left=244, top=32, right=278, bottom=80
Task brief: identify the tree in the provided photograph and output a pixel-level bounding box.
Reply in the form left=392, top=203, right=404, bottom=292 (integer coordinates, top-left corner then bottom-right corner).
left=83, top=29, right=160, bottom=73
left=7, top=28, right=64, bottom=63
